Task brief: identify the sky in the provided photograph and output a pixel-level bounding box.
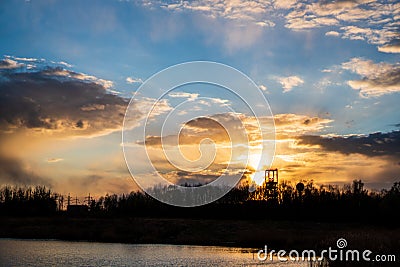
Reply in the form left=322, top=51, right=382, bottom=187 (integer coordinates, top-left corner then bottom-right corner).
left=0, top=0, right=399, bottom=198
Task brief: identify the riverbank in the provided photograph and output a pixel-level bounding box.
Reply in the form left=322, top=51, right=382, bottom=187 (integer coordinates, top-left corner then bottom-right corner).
left=0, top=216, right=398, bottom=253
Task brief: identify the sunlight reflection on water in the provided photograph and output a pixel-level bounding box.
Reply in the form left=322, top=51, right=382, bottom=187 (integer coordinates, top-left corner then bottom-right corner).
left=0, top=239, right=308, bottom=266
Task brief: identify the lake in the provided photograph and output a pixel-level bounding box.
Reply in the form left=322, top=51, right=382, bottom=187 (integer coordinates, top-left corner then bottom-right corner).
left=0, top=239, right=310, bottom=266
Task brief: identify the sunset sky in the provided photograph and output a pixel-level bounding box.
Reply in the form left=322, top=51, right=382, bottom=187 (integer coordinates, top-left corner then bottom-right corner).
left=0, top=0, right=399, bottom=198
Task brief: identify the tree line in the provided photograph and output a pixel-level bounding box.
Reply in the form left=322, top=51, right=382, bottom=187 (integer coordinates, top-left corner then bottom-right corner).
left=0, top=180, right=399, bottom=223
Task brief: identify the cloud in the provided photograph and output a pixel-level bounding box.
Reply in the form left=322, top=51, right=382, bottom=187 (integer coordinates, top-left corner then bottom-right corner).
left=276, top=75, right=304, bottom=92
left=0, top=155, right=52, bottom=186
left=134, top=113, right=257, bottom=184
left=271, top=129, right=400, bottom=188
left=209, top=97, right=230, bottom=105
left=168, top=92, right=199, bottom=101
left=46, top=158, right=64, bottom=163
left=259, top=84, right=268, bottom=91
left=139, top=114, right=234, bottom=147
left=126, top=76, right=143, bottom=84
left=342, top=57, right=400, bottom=97
left=133, top=97, right=172, bottom=120
left=2, top=56, right=77, bottom=72
left=283, top=0, right=399, bottom=50
left=325, top=31, right=340, bottom=37
left=340, top=24, right=398, bottom=47
left=161, top=0, right=276, bottom=28
left=378, top=43, right=400, bottom=53
left=297, top=131, right=400, bottom=159
left=138, top=0, right=399, bottom=52
left=255, top=20, right=276, bottom=27
left=2, top=56, right=113, bottom=89
left=80, top=104, right=106, bottom=111
left=0, top=58, right=23, bottom=69
left=42, top=67, right=114, bottom=89
left=57, top=61, right=73, bottom=68
left=273, top=113, right=333, bottom=136
left=0, top=66, right=131, bottom=137
left=140, top=112, right=332, bottom=183
left=12, top=56, right=39, bottom=62
left=0, top=58, right=170, bottom=193
left=274, top=0, right=297, bottom=9
left=129, top=106, right=398, bottom=188
left=139, top=0, right=277, bottom=52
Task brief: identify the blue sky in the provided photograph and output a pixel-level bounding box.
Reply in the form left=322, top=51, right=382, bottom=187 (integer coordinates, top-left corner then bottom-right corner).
left=0, top=0, right=399, bottom=195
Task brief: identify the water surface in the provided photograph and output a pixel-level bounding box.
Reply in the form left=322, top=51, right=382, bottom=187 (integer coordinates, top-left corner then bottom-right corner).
left=0, top=239, right=308, bottom=266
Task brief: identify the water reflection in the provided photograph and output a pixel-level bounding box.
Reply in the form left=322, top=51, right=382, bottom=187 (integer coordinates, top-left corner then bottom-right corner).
left=0, top=239, right=308, bottom=266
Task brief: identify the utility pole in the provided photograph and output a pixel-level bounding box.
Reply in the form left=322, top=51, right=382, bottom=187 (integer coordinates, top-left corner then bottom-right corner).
left=85, top=193, right=91, bottom=206
left=59, top=195, right=64, bottom=211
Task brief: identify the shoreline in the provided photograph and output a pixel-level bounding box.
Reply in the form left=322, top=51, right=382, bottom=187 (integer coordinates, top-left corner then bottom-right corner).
left=0, top=216, right=398, bottom=252
left=0, top=237, right=258, bottom=252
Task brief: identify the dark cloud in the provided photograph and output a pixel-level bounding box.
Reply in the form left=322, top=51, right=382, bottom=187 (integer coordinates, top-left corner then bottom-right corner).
left=0, top=63, right=137, bottom=188
left=0, top=155, right=52, bottom=186
left=163, top=169, right=247, bottom=187
left=392, top=123, right=400, bottom=128
left=297, top=131, right=400, bottom=158
left=0, top=67, right=131, bottom=136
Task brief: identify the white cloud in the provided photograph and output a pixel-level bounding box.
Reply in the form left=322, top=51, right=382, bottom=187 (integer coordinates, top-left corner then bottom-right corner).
left=138, top=0, right=400, bottom=51
left=210, top=97, right=230, bottom=105
left=274, top=0, right=297, bottom=9
left=342, top=57, right=400, bottom=97
left=47, top=158, right=64, bottom=163
left=13, top=56, right=38, bottom=62
left=43, top=68, right=114, bottom=89
left=259, top=84, right=268, bottom=91
left=255, top=20, right=276, bottom=27
left=276, top=75, right=304, bottom=92
left=283, top=0, right=399, bottom=49
left=0, top=58, right=23, bottom=69
left=340, top=25, right=388, bottom=45
left=378, top=44, right=400, bottom=54
left=135, top=97, right=173, bottom=119
left=161, top=0, right=276, bottom=28
left=126, top=76, right=143, bottom=84
left=168, top=92, right=199, bottom=101
left=58, top=61, right=73, bottom=68
left=321, top=69, right=333, bottom=73
left=325, top=31, right=340, bottom=37
left=141, top=0, right=277, bottom=51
